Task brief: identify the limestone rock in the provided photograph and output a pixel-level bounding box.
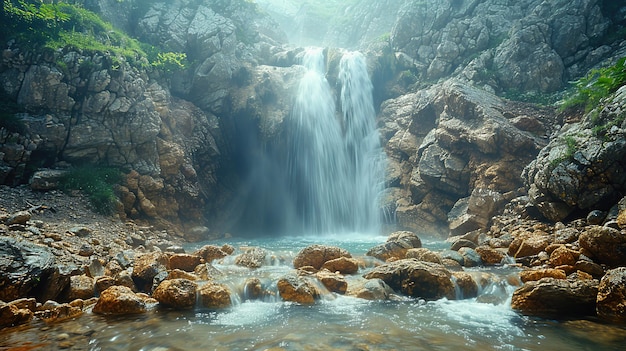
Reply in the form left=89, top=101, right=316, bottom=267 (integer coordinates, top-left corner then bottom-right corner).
left=132, top=252, right=169, bottom=287
left=168, top=253, right=202, bottom=272
left=351, top=278, right=395, bottom=301
left=193, top=245, right=229, bottom=263
left=0, top=301, right=33, bottom=328
left=92, top=286, right=148, bottom=315
left=315, top=270, right=347, bottom=294
left=198, top=282, right=232, bottom=309
left=579, top=225, right=626, bottom=267
left=452, top=272, right=478, bottom=299
left=65, top=275, right=95, bottom=301
left=363, top=259, right=455, bottom=300
left=549, top=246, right=580, bottom=267
left=366, top=231, right=422, bottom=261
left=511, top=277, right=599, bottom=318
left=29, top=169, right=67, bottom=190
left=520, top=268, right=567, bottom=283
left=152, top=279, right=198, bottom=309
left=321, top=257, right=359, bottom=274
left=277, top=273, right=320, bottom=304
left=475, top=246, right=506, bottom=265
left=405, top=248, right=443, bottom=264
left=293, top=245, right=352, bottom=270
left=235, top=247, right=267, bottom=268
left=596, top=267, right=626, bottom=323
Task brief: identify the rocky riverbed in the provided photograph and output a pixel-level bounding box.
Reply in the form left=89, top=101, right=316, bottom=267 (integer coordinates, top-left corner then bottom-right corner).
left=2, top=185, right=626, bottom=337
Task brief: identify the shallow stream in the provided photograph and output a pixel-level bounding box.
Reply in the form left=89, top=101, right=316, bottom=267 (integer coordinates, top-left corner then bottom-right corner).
left=1, top=235, right=625, bottom=351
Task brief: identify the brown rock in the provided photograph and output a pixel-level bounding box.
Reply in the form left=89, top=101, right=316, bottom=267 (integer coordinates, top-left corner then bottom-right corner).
left=579, top=225, right=626, bottom=267
left=405, top=248, right=443, bottom=264
left=169, top=253, right=202, bottom=272
left=293, top=245, right=352, bottom=270
left=315, top=269, right=348, bottom=294
left=351, top=278, right=394, bottom=300
left=6, top=211, right=31, bottom=225
left=549, top=246, right=580, bottom=267
left=235, top=247, right=267, bottom=268
left=168, top=269, right=198, bottom=281
left=94, top=276, right=117, bottom=295
left=452, top=272, right=478, bottom=299
left=366, top=231, right=422, bottom=261
left=514, top=236, right=550, bottom=258
left=0, top=302, right=33, bottom=328
left=193, top=245, right=228, bottom=263
left=152, top=278, right=198, bottom=309
left=363, top=259, right=454, bottom=300
left=511, top=278, right=599, bottom=318
left=65, top=275, right=95, bottom=301
left=575, top=260, right=605, bottom=278
left=596, top=267, right=626, bottom=323
left=198, top=282, right=232, bottom=308
left=277, top=273, right=319, bottom=304
left=475, top=246, right=507, bottom=265
left=321, top=257, right=359, bottom=274
left=132, top=251, right=169, bottom=285
left=242, top=278, right=263, bottom=300
left=92, top=286, right=147, bottom=314
left=34, top=302, right=82, bottom=322
left=519, top=268, right=567, bottom=283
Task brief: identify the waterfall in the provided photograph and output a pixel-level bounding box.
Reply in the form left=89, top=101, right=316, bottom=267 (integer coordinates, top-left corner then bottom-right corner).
left=287, top=48, right=385, bottom=235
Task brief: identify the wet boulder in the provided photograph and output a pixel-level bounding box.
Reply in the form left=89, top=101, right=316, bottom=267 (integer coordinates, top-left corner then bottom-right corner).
left=277, top=273, right=320, bottom=304
left=235, top=247, right=268, bottom=268
left=351, top=278, right=395, bottom=300
left=405, top=248, right=443, bottom=264
left=474, top=246, right=507, bottom=265
left=293, top=245, right=352, bottom=270
left=198, top=282, right=232, bottom=309
left=168, top=253, right=202, bottom=272
left=193, top=245, right=229, bottom=263
left=0, top=300, right=33, bottom=328
left=363, top=258, right=455, bottom=300
left=366, top=231, right=422, bottom=261
left=63, top=275, right=95, bottom=301
left=458, top=247, right=483, bottom=267
left=511, top=277, right=599, bottom=318
left=315, top=269, right=348, bottom=294
left=579, top=225, right=626, bottom=267
left=0, top=237, right=56, bottom=301
left=596, top=267, right=626, bottom=323
left=519, top=268, right=567, bottom=283
left=152, top=278, right=198, bottom=309
left=452, top=272, right=478, bottom=299
left=321, top=256, right=359, bottom=274
left=131, top=252, right=169, bottom=291
left=92, top=286, right=148, bottom=315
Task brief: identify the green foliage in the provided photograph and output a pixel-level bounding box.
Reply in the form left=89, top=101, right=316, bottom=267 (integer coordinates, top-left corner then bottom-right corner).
left=151, top=52, right=188, bottom=75
left=559, top=57, right=626, bottom=112
left=590, top=110, right=626, bottom=138
left=548, top=134, right=579, bottom=170
left=59, top=166, right=123, bottom=215
left=3, top=0, right=186, bottom=74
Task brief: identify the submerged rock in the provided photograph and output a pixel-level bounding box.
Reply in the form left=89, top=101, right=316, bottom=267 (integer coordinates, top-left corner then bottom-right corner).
left=363, top=258, right=455, bottom=300
left=92, top=286, right=148, bottom=315
left=351, top=278, right=395, bottom=301
left=193, top=245, right=230, bottom=263
left=315, top=269, right=347, bottom=294
left=511, top=277, right=599, bottom=318
left=293, top=245, right=352, bottom=270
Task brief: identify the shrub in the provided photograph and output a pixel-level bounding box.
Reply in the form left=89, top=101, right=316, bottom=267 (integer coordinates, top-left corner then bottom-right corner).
left=59, top=166, right=123, bottom=215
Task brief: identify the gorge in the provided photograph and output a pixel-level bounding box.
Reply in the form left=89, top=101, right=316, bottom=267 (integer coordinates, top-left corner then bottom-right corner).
left=1, top=0, right=626, bottom=350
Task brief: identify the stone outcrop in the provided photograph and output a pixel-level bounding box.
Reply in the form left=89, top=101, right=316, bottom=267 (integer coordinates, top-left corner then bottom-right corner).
left=523, top=86, right=626, bottom=222
left=0, top=237, right=56, bottom=301
left=380, top=79, right=547, bottom=236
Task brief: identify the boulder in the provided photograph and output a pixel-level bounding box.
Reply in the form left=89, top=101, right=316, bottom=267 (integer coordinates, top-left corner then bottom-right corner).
left=194, top=245, right=229, bottom=263
left=458, top=247, right=483, bottom=267
left=168, top=253, right=202, bottom=272
left=548, top=246, right=580, bottom=267
left=511, top=278, right=599, bottom=318
left=579, top=225, right=626, bottom=267
left=293, top=245, right=352, bottom=270
left=351, top=278, right=395, bottom=301
left=474, top=246, right=507, bottom=265
left=405, top=248, right=443, bottom=264
left=363, top=259, right=455, bottom=300
left=242, top=278, right=264, bottom=300
left=315, top=270, right=348, bottom=294
left=277, top=273, right=320, bottom=304
left=321, top=257, right=359, bottom=274
left=519, top=268, right=567, bottom=283
left=235, top=247, right=267, bottom=268
left=0, top=237, right=56, bottom=301
left=92, top=286, right=148, bottom=315
left=6, top=211, right=31, bottom=225
left=198, top=282, right=232, bottom=309
left=366, top=231, right=422, bottom=261
left=152, top=279, right=198, bottom=309
left=0, top=301, right=33, bottom=328
left=452, top=272, right=478, bottom=299
left=64, top=275, right=95, bottom=301
left=131, top=252, right=169, bottom=290
left=29, top=169, right=67, bottom=190
left=596, top=267, right=626, bottom=323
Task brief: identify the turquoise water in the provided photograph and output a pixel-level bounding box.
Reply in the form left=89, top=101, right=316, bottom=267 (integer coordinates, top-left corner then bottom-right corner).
left=1, top=235, right=625, bottom=351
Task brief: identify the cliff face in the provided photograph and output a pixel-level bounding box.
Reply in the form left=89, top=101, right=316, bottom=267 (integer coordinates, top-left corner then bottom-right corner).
left=1, top=0, right=625, bottom=238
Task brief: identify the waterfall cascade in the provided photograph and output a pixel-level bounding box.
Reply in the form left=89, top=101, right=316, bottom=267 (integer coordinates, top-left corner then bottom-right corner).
left=288, top=48, right=385, bottom=235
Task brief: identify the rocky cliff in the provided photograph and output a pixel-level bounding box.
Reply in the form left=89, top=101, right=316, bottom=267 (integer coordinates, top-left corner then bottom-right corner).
left=1, top=0, right=626, bottom=239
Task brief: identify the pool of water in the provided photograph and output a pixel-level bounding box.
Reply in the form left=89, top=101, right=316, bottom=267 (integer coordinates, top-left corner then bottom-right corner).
left=2, top=235, right=625, bottom=351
